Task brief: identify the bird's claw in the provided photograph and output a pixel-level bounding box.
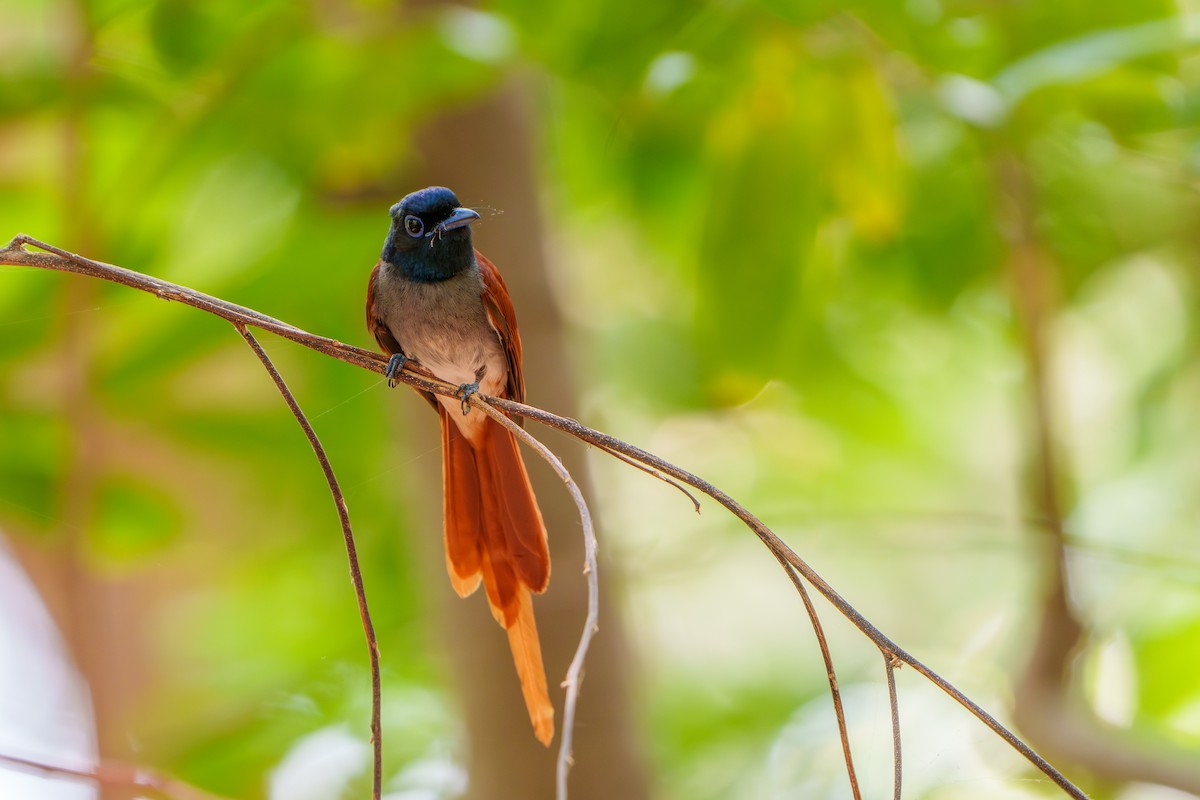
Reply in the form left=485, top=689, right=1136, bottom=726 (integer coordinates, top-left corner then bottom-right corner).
left=457, top=381, right=480, bottom=416
left=385, top=353, right=407, bottom=388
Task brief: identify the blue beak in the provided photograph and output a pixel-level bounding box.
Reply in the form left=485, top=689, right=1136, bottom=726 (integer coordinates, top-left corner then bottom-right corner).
left=433, top=207, right=481, bottom=235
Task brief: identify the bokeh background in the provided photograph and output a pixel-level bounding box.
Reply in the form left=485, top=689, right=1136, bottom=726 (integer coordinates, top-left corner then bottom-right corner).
left=2, top=0, right=1199, bottom=798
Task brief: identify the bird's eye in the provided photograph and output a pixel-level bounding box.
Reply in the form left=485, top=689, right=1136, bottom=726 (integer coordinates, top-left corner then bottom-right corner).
left=404, top=215, right=424, bottom=237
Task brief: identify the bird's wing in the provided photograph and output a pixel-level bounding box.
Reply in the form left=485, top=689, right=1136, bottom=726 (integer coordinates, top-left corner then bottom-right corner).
left=366, top=262, right=404, bottom=354
left=477, top=250, right=526, bottom=404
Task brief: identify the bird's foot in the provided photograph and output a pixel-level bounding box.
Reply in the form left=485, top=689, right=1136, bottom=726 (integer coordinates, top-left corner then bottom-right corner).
left=456, top=381, right=480, bottom=416
left=385, top=353, right=407, bottom=388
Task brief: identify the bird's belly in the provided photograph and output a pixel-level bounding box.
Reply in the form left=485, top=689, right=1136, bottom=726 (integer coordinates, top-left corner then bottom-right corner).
left=416, top=343, right=506, bottom=394
left=415, top=345, right=504, bottom=443
left=406, top=335, right=508, bottom=440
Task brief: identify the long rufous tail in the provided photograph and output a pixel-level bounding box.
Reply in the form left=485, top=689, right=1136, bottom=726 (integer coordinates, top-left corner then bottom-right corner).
left=440, top=406, right=554, bottom=746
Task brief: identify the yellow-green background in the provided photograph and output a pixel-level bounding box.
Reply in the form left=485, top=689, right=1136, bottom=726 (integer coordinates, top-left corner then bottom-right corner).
left=1, top=0, right=1198, bottom=798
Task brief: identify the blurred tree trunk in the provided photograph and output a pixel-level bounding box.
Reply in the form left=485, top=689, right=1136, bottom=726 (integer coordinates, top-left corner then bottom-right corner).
left=392, top=80, right=651, bottom=799
left=1001, top=156, right=1200, bottom=795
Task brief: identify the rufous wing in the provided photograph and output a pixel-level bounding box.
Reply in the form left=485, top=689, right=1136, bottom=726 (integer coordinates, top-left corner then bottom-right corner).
left=477, top=250, right=526, bottom=405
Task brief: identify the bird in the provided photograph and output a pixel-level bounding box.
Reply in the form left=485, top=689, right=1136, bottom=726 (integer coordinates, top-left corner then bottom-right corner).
left=365, top=186, right=554, bottom=746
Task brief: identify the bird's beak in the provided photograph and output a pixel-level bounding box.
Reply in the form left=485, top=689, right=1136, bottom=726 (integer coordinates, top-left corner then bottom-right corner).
left=434, top=207, right=481, bottom=235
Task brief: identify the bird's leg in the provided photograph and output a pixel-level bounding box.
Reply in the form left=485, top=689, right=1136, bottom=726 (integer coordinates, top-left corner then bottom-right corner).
left=457, top=366, right=487, bottom=416
left=385, top=353, right=407, bottom=388
left=456, top=382, right=479, bottom=416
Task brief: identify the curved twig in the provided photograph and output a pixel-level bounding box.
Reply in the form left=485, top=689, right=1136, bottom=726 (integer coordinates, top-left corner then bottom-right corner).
left=884, top=652, right=902, bottom=800
left=234, top=325, right=382, bottom=800
left=467, top=397, right=598, bottom=800
left=776, top=557, right=862, bottom=799
left=0, top=235, right=1090, bottom=799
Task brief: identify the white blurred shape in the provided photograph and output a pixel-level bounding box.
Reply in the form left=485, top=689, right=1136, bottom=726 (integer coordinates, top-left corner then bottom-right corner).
left=384, top=749, right=467, bottom=800
left=938, top=74, right=1006, bottom=128
left=1089, top=634, right=1137, bottom=727
left=0, top=535, right=97, bottom=799
left=268, top=724, right=368, bottom=800
left=645, top=52, right=695, bottom=96
left=438, top=8, right=516, bottom=64
left=993, top=18, right=1188, bottom=104
left=1118, top=784, right=1200, bottom=800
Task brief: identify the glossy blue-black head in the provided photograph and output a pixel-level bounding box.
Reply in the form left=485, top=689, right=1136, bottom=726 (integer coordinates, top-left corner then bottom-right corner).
left=381, top=186, right=481, bottom=282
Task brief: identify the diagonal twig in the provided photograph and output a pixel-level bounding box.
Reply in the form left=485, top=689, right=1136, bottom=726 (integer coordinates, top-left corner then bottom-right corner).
left=234, top=324, right=383, bottom=800
left=589, top=440, right=701, bottom=513
left=0, top=750, right=230, bottom=800
left=494, top=397, right=1090, bottom=800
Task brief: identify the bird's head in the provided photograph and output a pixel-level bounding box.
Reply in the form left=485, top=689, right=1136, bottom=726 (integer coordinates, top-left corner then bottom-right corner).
left=381, top=186, right=481, bottom=282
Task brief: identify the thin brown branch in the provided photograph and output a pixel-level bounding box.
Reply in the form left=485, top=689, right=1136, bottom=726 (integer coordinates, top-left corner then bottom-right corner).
left=494, top=398, right=1090, bottom=800
left=467, top=396, right=598, bottom=800
left=589, top=440, right=701, bottom=513
left=884, top=652, right=902, bottom=800
left=0, top=750, right=229, bottom=800
left=1, top=235, right=388, bottom=375
left=776, top=557, right=861, bottom=800
left=234, top=324, right=382, bottom=800
left=0, top=235, right=1090, bottom=799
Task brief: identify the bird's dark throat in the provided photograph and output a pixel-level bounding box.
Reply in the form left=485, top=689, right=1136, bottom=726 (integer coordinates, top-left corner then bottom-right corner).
left=384, top=230, right=475, bottom=284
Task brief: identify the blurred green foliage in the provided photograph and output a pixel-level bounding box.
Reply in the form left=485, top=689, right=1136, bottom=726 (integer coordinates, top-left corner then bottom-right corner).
left=2, top=0, right=1199, bottom=798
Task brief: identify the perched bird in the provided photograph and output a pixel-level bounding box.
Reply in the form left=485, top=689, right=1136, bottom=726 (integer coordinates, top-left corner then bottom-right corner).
left=365, top=186, right=554, bottom=746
